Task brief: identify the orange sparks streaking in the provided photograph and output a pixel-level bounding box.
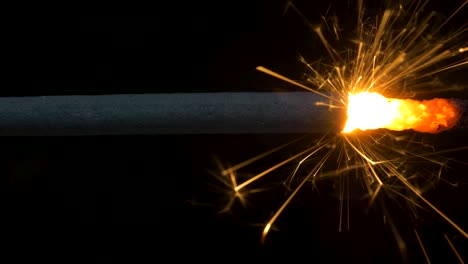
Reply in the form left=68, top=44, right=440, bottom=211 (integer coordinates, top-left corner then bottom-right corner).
left=343, top=92, right=461, bottom=134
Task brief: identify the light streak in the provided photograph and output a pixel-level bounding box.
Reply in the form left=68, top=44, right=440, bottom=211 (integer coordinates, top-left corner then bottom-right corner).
left=210, top=0, right=468, bottom=262
left=414, top=230, right=431, bottom=264
left=445, top=234, right=465, bottom=263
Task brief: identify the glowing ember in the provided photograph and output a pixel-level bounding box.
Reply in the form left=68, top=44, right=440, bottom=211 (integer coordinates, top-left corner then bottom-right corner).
left=343, top=92, right=460, bottom=134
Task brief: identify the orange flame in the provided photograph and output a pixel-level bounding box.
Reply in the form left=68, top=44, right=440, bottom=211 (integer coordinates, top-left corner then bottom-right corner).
left=343, top=92, right=460, bottom=134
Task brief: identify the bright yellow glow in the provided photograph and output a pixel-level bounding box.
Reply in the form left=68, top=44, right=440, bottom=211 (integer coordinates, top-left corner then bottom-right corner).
left=343, top=92, right=460, bottom=134
left=343, top=92, right=400, bottom=133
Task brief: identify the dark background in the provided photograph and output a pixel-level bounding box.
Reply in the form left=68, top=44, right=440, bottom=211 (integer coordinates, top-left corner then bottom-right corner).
left=3, top=0, right=468, bottom=262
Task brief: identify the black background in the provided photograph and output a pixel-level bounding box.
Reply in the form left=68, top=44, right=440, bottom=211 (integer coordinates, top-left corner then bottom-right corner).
left=3, top=0, right=468, bottom=262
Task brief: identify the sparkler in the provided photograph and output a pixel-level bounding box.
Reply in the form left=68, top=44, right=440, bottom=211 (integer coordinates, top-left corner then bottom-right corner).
left=0, top=92, right=342, bottom=135
left=214, top=0, right=468, bottom=261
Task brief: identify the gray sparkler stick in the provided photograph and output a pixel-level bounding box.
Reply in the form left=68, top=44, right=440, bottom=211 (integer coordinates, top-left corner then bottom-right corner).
left=0, top=92, right=346, bottom=136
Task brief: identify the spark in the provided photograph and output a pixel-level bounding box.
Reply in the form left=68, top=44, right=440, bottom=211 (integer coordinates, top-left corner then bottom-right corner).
left=414, top=230, right=431, bottom=264
left=445, top=234, right=465, bottom=263
left=212, top=0, right=468, bottom=262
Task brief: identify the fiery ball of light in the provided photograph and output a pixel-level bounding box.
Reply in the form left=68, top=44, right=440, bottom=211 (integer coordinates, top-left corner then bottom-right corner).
left=343, top=92, right=461, bottom=133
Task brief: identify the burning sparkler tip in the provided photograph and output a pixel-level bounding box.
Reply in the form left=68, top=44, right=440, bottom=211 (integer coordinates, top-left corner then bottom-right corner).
left=342, top=92, right=467, bottom=134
